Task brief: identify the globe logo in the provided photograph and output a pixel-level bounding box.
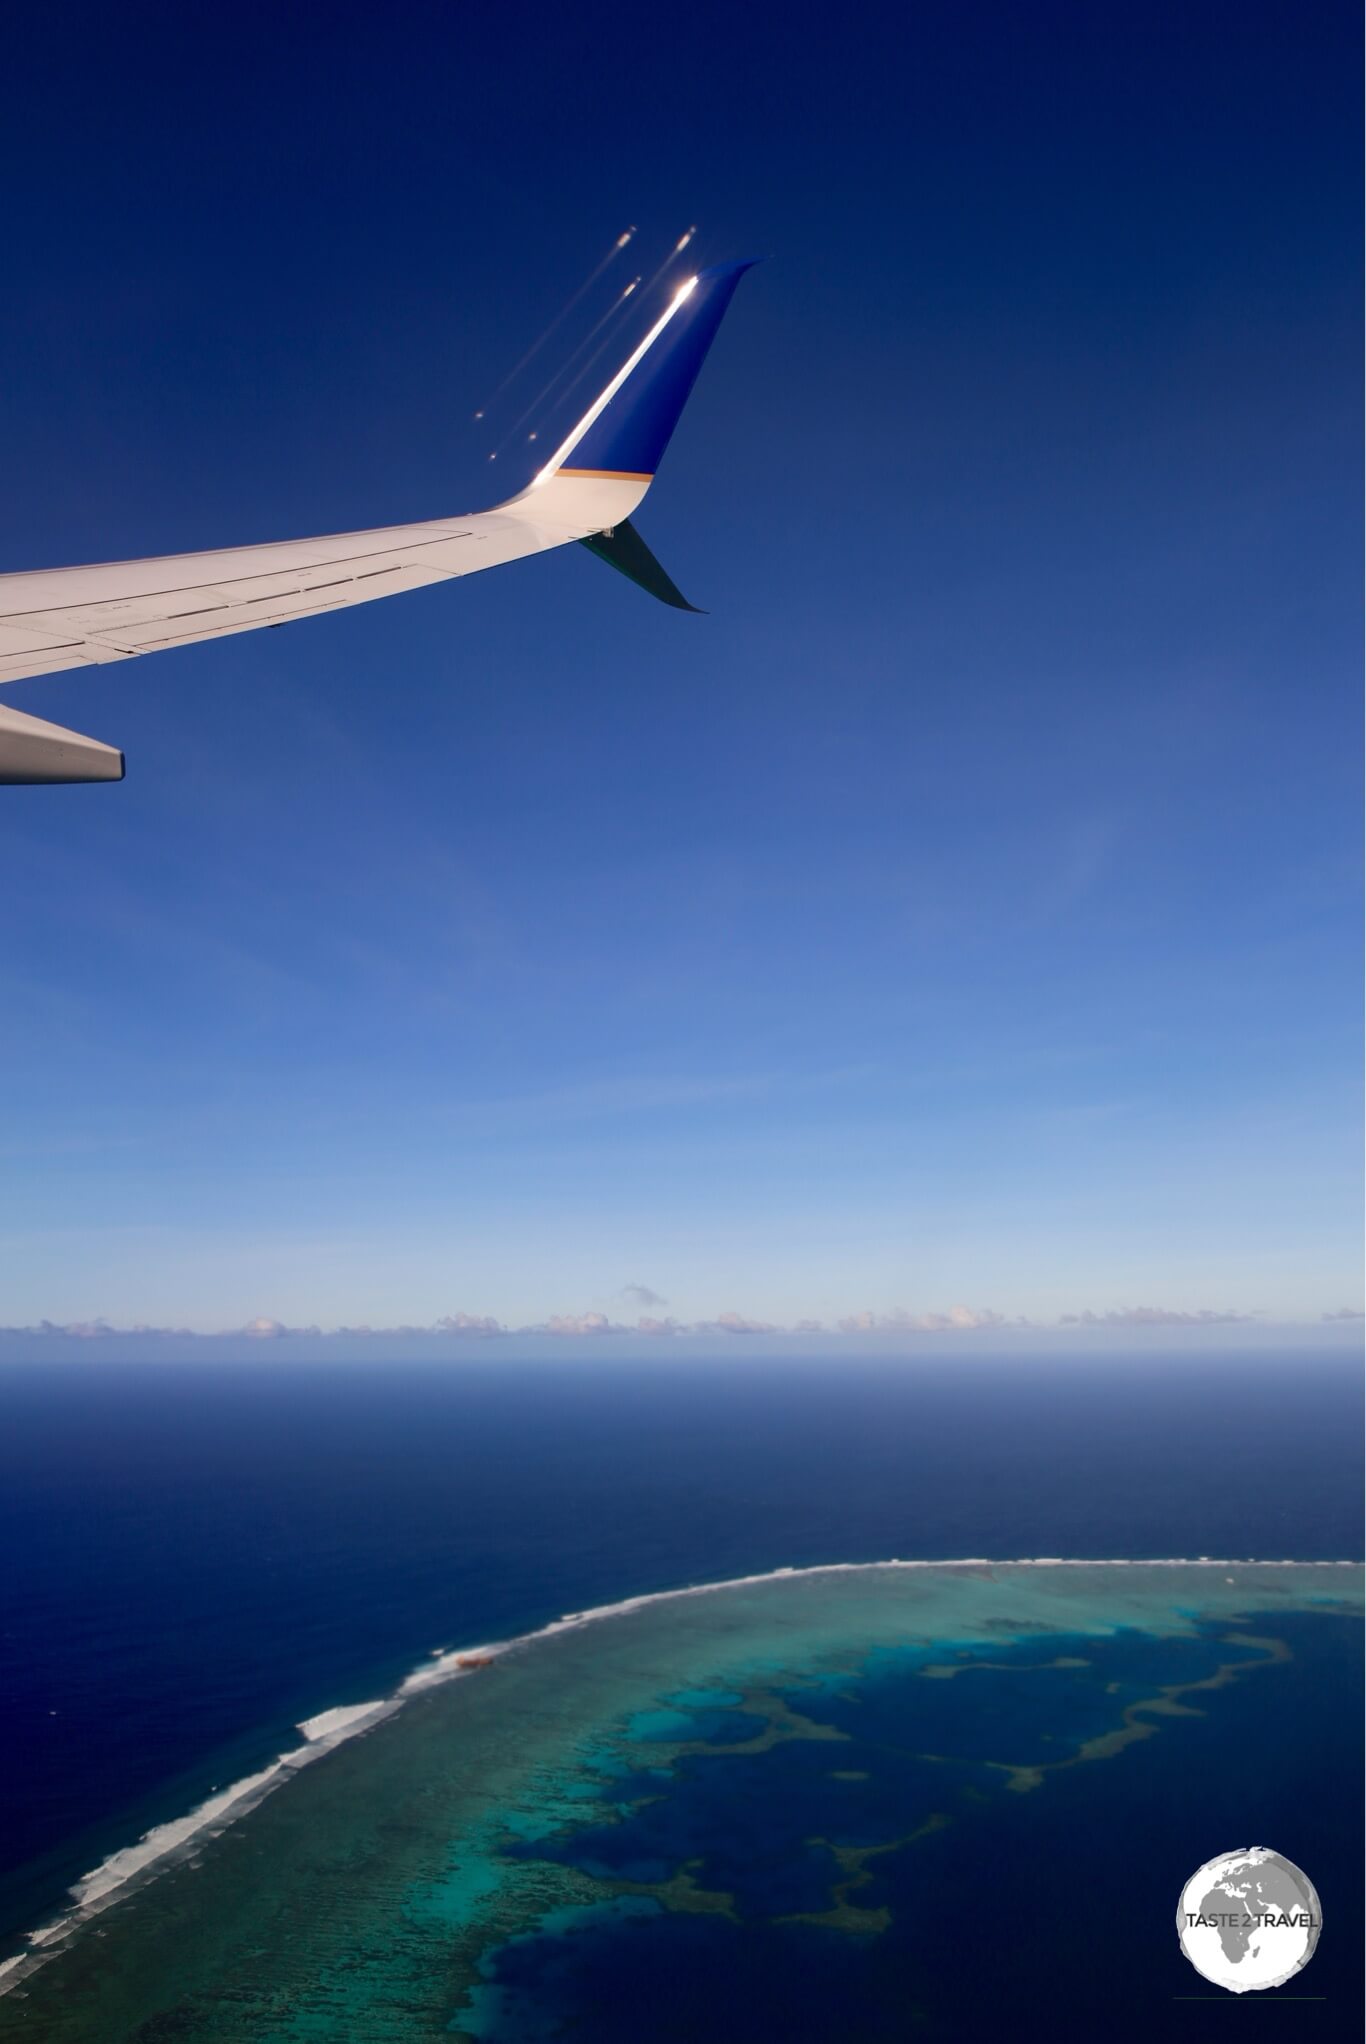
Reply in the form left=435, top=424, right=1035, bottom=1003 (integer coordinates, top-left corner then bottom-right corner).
left=1177, top=1848, right=1322, bottom=1993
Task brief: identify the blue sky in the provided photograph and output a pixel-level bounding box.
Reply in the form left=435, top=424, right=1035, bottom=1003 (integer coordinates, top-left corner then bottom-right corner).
left=0, top=2, right=1359, bottom=1342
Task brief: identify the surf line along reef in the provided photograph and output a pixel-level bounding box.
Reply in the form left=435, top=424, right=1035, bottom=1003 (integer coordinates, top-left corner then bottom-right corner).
left=0, top=1560, right=1359, bottom=2040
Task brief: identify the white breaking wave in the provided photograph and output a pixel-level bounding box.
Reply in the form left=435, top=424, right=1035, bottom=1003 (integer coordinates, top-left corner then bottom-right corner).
left=0, top=1555, right=1357, bottom=1993
left=296, top=1701, right=391, bottom=1743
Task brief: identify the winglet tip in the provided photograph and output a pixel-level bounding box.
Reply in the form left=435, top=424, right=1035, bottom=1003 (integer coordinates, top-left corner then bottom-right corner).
left=695, top=256, right=764, bottom=284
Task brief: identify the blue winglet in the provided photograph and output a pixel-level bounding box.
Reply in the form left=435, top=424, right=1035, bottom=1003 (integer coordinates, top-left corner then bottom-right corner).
left=555, top=259, right=759, bottom=482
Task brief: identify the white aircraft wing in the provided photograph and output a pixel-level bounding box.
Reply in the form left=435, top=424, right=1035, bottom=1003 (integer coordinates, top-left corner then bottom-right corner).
left=0, top=259, right=756, bottom=783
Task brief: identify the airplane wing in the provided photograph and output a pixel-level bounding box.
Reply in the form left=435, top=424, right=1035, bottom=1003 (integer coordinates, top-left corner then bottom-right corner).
left=0, top=258, right=756, bottom=783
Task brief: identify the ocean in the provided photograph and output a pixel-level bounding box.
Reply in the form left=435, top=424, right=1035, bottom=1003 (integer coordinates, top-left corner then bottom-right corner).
left=0, top=1351, right=1360, bottom=2032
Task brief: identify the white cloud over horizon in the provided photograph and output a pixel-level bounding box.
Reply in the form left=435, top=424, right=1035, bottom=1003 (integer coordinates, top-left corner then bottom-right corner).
left=1, top=1299, right=1357, bottom=1346
left=837, top=1306, right=1014, bottom=1333
left=1058, top=1306, right=1254, bottom=1328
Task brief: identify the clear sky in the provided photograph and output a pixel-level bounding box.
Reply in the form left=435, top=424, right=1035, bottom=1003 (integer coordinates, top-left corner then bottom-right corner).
left=0, top=1, right=1359, bottom=1344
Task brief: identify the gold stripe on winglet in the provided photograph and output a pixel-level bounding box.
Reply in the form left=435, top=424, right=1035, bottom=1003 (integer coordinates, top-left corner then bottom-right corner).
left=557, top=468, right=655, bottom=482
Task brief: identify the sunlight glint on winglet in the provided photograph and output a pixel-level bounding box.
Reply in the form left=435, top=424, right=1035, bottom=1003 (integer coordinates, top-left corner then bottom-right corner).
left=532, top=276, right=700, bottom=485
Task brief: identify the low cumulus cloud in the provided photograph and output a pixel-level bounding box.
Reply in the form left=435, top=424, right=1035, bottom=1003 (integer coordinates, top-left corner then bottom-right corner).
left=1321, top=1307, right=1364, bottom=1323
left=0, top=1317, right=197, bottom=1340
left=334, top=1313, right=506, bottom=1338
left=838, top=1306, right=1012, bottom=1333
left=520, top=1308, right=789, bottom=1338
left=0, top=1312, right=500, bottom=1342
left=538, top=1311, right=617, bottom=1337
left=7, top=1299, right=1308, bottom=1344
left=1059, top=1306, right=1251, bottom=1328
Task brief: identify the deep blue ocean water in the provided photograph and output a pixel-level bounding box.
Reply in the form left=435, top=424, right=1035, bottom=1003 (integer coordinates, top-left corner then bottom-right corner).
left=0, top=1352, right=1361, bottom=1961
